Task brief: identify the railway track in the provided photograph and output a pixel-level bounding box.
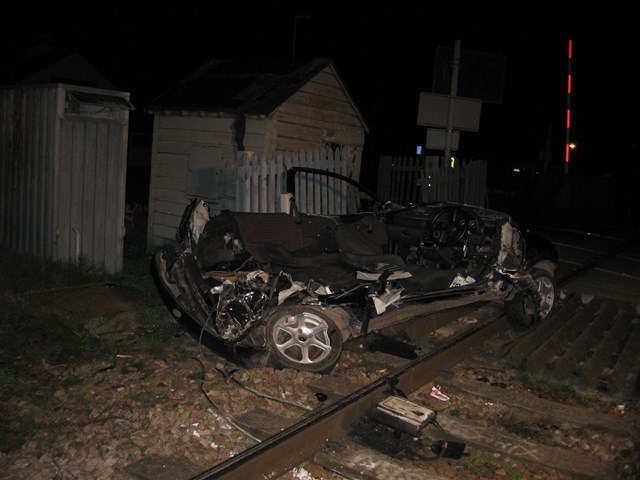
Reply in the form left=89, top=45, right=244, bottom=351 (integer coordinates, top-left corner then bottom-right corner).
left=175, top=227, right=640, bottom=480
left=190, top=304, right=507, bottom=480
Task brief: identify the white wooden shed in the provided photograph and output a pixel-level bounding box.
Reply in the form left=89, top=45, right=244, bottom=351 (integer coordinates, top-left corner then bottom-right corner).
left=0, top=84, right=134, bottom=274
left=145, top=58, right=369, bottom=250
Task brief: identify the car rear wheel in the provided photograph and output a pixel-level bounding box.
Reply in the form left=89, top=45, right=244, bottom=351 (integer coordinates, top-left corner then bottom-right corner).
left=534, top=268, right=556, bottom=319
left=505, top=267, right=556, bottom=329
left=266, top=305, right=348, bottom=373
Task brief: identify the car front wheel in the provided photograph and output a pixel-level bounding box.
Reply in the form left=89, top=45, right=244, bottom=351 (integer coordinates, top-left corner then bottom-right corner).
left=266, top=305, right=348, bottom=373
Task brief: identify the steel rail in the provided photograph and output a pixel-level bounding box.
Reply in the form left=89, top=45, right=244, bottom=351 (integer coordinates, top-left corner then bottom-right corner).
left=189, top=314, right=508, bottom=480
left=556, top=235, right=639, bottom=288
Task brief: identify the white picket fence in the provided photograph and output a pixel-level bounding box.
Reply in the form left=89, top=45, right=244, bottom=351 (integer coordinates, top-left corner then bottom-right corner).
left=235, top=148, right=357, bottom=214
left=235, top=150, right=488, bottom=215
left=377, top=155, right=488, bottom=207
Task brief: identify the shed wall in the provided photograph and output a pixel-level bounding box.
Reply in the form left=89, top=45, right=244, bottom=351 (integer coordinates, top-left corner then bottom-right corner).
left=271, top=66, right=365, bottom=179
left=147, top=114, right=239, bottom=248
left=146, top=65, right=367, bottom=250
left=0, top=84, right=130, bottom=274
left=271, top=66, right=365, bottom=170
left=55, top=116, right=128, bottom=273
left=0, top=85, right=57, bottom=258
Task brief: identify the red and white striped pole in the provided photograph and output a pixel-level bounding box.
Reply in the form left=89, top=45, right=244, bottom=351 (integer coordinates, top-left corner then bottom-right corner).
left=565, top=39, right=572, bottom=175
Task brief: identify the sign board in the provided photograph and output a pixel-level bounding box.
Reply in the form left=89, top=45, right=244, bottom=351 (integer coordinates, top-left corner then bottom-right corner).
left=432, top=46, right=506, bottom=104
left=417, top=92, right=481, bottom=132
left=426, top=128, right=459, bottom=151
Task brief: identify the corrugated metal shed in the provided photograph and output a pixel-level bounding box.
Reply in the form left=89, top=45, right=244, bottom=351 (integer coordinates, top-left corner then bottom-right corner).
left=0, top=84, right=133, bottom=274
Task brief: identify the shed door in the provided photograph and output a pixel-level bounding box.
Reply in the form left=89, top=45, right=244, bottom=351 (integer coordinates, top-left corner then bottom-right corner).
left=55, top=116, right=127, bottom=274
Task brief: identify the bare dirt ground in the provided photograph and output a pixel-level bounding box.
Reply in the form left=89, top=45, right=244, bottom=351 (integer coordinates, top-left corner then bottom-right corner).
left=1, top=279, right=638, bottom=480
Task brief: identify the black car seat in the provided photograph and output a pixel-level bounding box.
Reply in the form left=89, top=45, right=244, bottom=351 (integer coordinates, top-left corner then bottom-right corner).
left=335, top=222, right=410, bottom=272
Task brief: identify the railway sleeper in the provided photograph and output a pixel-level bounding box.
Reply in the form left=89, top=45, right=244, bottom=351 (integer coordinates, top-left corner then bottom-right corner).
left=500, top=293, right=639, bottom=399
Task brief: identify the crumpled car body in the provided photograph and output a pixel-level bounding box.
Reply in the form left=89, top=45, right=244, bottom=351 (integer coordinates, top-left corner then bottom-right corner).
left=151, top=168, right=558, bottom=373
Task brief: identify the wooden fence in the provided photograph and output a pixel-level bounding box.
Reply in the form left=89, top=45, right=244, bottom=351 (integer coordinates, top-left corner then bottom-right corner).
left=377, top=155, right=488, bottom=207
left=235, top=147, right=357, bottom=214
left=235, top=150, right=488, bottom=215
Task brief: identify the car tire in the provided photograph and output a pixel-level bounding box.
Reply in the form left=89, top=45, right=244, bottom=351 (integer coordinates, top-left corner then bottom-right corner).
left=266, top=305, right=348, bottom=373
left=505, top=267, right=556, bottom=329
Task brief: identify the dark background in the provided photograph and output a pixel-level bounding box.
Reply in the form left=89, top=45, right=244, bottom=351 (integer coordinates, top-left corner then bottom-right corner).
left=3, top=1, right=638, bottom=222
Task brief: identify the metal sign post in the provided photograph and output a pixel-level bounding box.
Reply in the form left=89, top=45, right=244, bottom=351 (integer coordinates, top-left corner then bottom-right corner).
left=444, top=40, right=462, bottom=166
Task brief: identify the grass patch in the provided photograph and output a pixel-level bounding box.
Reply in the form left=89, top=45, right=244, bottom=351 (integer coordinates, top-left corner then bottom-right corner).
left=467, top=452, right=525, bottom=479
left=518, top=371, right=577, bottom=402
left=118, top=253, right=158, bottom=298
left=0, top=294, right=106, bottom=387
left=0, top=247, right=176, bottom=396
left=0, top=367, right=17, bottom=398
left=498, top=417, right=550, bottom=442
left=0, top=236, right=186, bottom=453
left=0, top=252, right=106, bottom=294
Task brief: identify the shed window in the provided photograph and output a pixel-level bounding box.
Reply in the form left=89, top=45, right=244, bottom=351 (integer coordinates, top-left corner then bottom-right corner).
left=65, top=90, right=135, bottom=118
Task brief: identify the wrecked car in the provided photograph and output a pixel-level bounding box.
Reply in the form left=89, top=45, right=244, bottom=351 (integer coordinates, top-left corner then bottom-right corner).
left=151, top=167, right=558, bottom=373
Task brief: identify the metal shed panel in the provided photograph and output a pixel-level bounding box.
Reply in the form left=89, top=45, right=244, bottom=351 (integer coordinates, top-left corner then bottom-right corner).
left=0, top=84, right=130, bottom=274
left=0, top=85, right=57, bottom=258
left=55, top=115, right=128, bottom=274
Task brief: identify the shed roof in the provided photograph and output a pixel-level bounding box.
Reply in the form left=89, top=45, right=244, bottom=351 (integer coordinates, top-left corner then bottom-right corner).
left=2, top=37, right=118, bottom=90
left=145, top=57, right=368, bottom=132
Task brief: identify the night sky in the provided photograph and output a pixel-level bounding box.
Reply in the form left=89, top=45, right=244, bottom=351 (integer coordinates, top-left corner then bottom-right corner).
left=3, top=1, right=638, bottom=185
